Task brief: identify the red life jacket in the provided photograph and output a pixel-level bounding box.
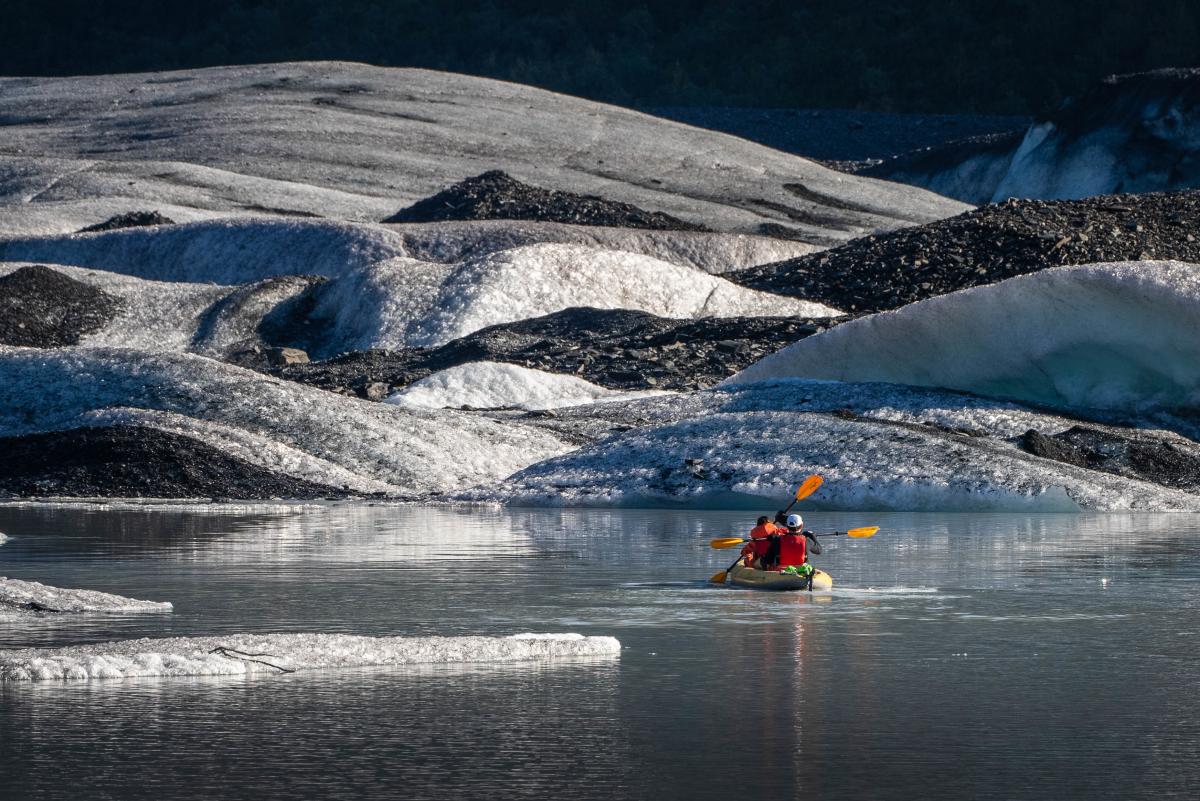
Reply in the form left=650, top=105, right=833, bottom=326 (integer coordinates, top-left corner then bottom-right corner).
left=774, top=532, right=807, bottom=569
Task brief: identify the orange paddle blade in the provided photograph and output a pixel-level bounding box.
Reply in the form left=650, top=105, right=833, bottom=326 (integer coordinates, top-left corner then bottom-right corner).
left=846, top=526, right=879, bottom=538
left=795, top=475, right=824, bottom=501
left=710, top=537, right=748, bottom=549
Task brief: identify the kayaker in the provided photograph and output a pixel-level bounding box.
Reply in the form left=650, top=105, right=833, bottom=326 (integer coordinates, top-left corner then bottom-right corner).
left=740, top=515, right=779, bottom=566
left=761, top=513, right=821, bottom=570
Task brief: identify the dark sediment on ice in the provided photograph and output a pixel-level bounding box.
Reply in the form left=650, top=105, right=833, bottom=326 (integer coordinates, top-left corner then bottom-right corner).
left=78, top=210, right=176, bottom=233
left=1019, top=426, right=1200, bottom=490
left=730, top=191, right=1200, bottom=312
left=0, top=425, right=356, bottom=500
left=383, top=170, right=708, bottom=231
left=254, top=306, right=847, bottom=398
left=0, top=265, right=124, bottom=347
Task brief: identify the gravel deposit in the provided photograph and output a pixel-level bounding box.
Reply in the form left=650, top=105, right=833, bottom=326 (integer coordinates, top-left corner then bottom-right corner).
left=255, top=307, right=846, bottom=397
left=1019, top=425, right=1200, bottom=491
left=0, top=265, right=125, bottom=347
left=78, top=210, right=176, bottom=233
left=730, top=191, right=1200, bottom=312
left=0, top=425, right=354, bottom=500
left=384, top=170, right=709, bottom=231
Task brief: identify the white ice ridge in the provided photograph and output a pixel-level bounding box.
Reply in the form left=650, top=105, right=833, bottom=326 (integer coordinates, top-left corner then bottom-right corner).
left=728, top=262, right=1200, bottom=413
left=0, top=577, right=172, bottom=620
left=463, top=381, right=1200, bottom=512
left=0, top=532, right=8, bottom=545
left=0, top=217, right=816, bottom=278
left=317, top=243, right=839, bottom=350
left=0, top=62, right=965, bottom=240
left=0, top=633, right=622, bottom=681
left=387, top=362, right=671, bottom=411
left=0, top=347, right=574, bottom=496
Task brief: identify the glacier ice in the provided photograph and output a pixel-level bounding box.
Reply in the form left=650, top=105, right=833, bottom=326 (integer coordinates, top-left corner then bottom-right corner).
left=313, top=243, right=839, bottom=350
left=728, top=262, right=1200, bottom=413
left=386, top=362, right=671, bottom=411
left=0, top=62, right=965, bottom=241
left=1, top=217, right=817, bottom=282
left=0, top=633, right=622, bottom=681
left=0, top=577, right=172, bottom=620
left=464, top=381, right=1200, bottom=512
left=0, top=347, right=574, bottom=496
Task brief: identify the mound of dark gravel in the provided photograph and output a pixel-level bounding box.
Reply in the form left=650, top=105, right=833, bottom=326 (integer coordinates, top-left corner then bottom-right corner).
left=0, top=265, right=124, bottom=347
left=0, top=425, right=355, bottom=500
left=1019, top=426, right=1200, bottom=491
left=383, top=170, right=708, bottom=231
left=730, top=191, right=1200, bottom=312
left=256, top=306, right=847, bottom=398
left=78, top=210, right=176, bottom=233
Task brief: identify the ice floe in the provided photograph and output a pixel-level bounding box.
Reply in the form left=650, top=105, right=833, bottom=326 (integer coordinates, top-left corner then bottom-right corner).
left=0, top=633, right=621, bottom=681
left=386, top=362, right=671, bottom=410
left=0, top=62, right=965, bottom=240
left=728, top=262, right=1200, bottom=413
left=313, top=243, right=838, bottom=351
left=0, top=347, right=574, bottom=496
left=0, top=577, right=172, bottom=620
left=467, top=381, right=1200, bottom=511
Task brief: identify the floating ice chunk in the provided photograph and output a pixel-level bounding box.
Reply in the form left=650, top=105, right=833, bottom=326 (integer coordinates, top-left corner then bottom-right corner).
left=0, top=577, right=172, bottom=619
left=387, top=362, right=671, bottom=411
left=728, top=262, right=1200, bottom=412
left=0, top=633, right=622, bottom=681
left=316, top=244, right=839, bottom=350
left=0, top=532, right=7, bottom=545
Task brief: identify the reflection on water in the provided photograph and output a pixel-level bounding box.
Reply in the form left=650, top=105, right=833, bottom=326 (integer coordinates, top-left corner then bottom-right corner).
left=2, top=505, right=1200, bottom=800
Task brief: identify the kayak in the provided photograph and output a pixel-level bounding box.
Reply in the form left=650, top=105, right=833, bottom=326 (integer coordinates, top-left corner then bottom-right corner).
left=728, top=561, right=833, bottom=591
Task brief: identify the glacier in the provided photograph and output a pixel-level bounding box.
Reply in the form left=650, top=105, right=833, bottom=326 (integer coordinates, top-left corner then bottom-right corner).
left=0, top=577, right=172, bottom=620
left=387, top=362, right=671, bottom=410
left=464, top=381, right=1200, bottom=511
left=728, top=262, right=1200, bottom=413
left=0, top=633, right=622, bottom=681
left=0, top=347, right=574, bottom=496
left=0, top=62, right=965, bottom=241
left=309, top=243, right=838, bottom=351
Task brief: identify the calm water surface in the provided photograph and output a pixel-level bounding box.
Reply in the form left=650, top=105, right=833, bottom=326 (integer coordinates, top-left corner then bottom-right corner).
left=1, top=504, right=1198, bottom=800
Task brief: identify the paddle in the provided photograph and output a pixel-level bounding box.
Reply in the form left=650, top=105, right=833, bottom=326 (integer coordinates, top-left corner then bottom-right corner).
left=709, top=526, right=879, bottom=549
left=708, top=477, right=824, bottom=585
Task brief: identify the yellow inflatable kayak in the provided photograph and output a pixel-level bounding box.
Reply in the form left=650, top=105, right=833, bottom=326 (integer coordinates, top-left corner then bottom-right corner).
left=728, top=560, right=833, bottom=591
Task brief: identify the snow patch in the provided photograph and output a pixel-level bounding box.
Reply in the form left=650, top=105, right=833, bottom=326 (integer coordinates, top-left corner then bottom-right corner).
left=0, top=632, right=621, bottom=681
left=728, top=262, right=1200, bottom=413
left=0, top=577, right=172, bottom=620
left=387, top=362, right=671, bottom=410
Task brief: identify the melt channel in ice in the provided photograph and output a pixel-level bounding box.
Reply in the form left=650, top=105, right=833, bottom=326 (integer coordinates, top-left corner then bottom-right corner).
left=0, top=577, right=172, bottom=620
left=728, top=261, right=1200, bottom=413
left=0, top=633, right=622, bottom=681
left=386, top=362, right=672, bottom=411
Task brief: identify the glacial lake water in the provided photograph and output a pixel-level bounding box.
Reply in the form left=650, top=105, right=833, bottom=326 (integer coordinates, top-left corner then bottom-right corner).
left=1, top=504, right=1199, bottom=801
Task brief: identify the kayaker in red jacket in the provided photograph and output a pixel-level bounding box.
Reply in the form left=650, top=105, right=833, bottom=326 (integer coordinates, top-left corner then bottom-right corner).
left=740, top=515, right=779, bottom=566
left=761, top=514, right=822, bottom=570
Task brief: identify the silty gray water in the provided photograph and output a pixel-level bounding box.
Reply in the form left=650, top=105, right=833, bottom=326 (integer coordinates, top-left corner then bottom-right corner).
left=1, top=505, right=1198, bottom=800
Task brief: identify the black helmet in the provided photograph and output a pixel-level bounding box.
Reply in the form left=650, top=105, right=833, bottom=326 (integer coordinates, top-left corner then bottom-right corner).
left=756, top=515, right=769, bottom=525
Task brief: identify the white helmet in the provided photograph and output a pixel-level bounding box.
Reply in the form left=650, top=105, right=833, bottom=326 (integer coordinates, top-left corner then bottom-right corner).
left=786, top=513, right=803, bottom=528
